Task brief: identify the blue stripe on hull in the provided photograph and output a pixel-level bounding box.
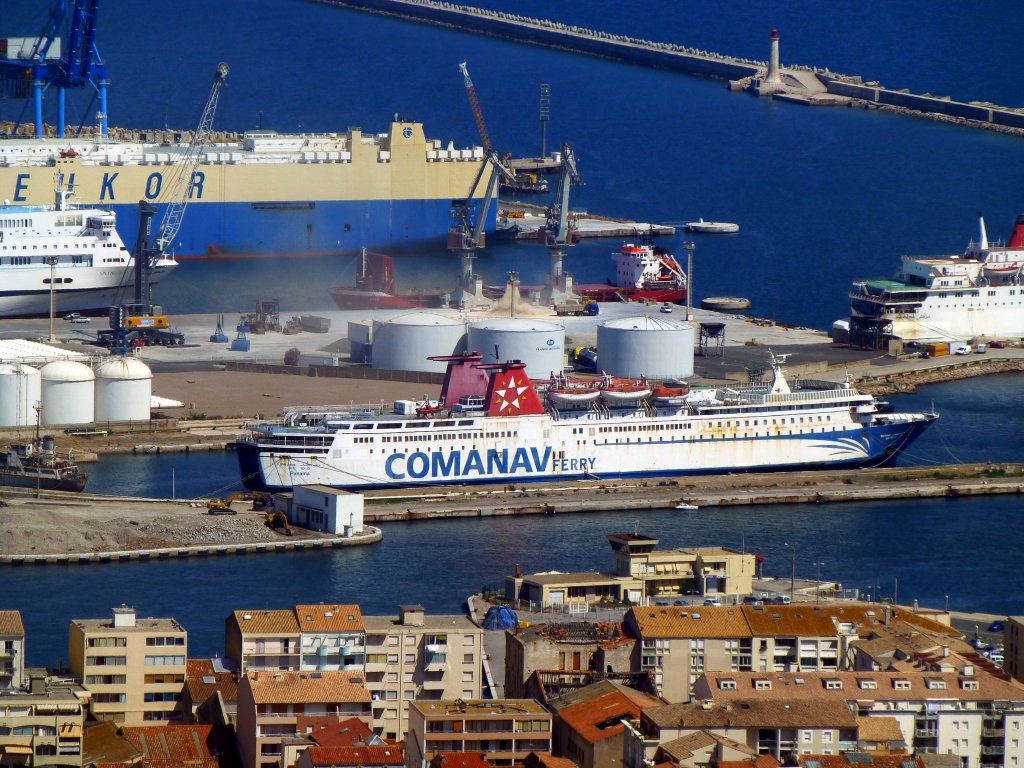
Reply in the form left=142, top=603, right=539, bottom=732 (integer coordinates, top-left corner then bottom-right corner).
left=107, top=199, right=496, bottom=258
left=237, top=418, right=935, bottom=494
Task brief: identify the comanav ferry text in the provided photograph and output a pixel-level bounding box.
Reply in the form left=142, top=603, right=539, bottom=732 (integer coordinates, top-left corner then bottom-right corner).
left=237, top=353, right=937, bottom=491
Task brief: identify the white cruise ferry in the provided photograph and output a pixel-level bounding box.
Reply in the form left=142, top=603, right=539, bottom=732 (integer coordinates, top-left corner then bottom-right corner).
left=0, top=185, right=177, bottom=318
left=850, top=214, right=1024, bottom=342
left=237, top=352, right=936, bottom=492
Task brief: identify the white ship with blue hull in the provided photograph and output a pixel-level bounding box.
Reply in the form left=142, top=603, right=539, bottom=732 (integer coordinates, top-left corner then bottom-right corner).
left=237, top=352, right=936, bottom=492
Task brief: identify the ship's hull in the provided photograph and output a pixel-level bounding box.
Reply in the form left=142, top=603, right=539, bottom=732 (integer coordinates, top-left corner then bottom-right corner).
left=328, top=287, right=447, bottom=310
left=0, top=121, right=491, bottom=260
left=0, top=262, right=175, bottom=318
left=237, top=414, right=934, bottom=492
left=0, top=470, right=88, bottom=493
left=578, top=285, right=687, bottom=304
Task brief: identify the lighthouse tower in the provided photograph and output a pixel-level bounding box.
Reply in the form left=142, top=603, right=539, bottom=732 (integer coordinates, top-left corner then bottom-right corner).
left=766, top=28, right=782, bottom=84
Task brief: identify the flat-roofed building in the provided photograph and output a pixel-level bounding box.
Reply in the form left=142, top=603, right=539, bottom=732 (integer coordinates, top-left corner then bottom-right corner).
left=506, top=535, right=755, bottom=611
left=69, top=605, right=187, bottom=726
left=0, top=610, right=25, bottom=691
left=226, top=609, right=302, bottom=674
left=237, top=670, right=372, bottom=768
left=693, top=669, right=1024, bottom=768
left=0, top=672, right=87, bottom=765
left=363, top=606, right=483, bottom=742
left=407, top=700, right=552, bottom=768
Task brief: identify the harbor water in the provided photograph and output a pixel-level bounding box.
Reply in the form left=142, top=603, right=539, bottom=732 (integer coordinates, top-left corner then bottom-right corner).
left=1, top=1, right=1022, bottom=665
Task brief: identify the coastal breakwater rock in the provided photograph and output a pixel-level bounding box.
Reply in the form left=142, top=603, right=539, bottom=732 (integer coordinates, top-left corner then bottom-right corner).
left=856, top=358, right=1024, bottom=395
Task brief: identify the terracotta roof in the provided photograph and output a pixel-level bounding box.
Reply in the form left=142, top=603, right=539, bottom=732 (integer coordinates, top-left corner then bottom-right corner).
left=0, top=610, right=24, bottom=636
left=856, top=715, right=906, bottom=743
left=742, top=606, right=842, bottom=637
left=629, top=606, right=751, bottom=639
left=657, top=731, right=718, bottom=760
left=298, top=716, right=375, bottom=747
left=295, top=604, right=364, bottom=633
left=246, top=670, right=370, bottom=704
left=557, top=686, right=663, bottom=744
left=645, top=699, right=857, bottom=729
left=231, top=609, right=299, bottom=635
left=186, top=659, right=238, bottom=707
left=121, top=724, right=220, bottom=767
left=431, top=753, right=491, bottom=768
left=699, top=669, right=1024, bottom=702
left=529, top=755, right=577, bottom=768
left=305, top=746, right=405, bottom=767
left=82, top=720, right=142, bottom=766
left=718, top=757, right=781, bottom=768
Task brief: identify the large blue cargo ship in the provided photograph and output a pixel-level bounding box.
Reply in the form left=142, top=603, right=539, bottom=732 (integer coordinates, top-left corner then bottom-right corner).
left=0, top=121, right=491, bottom=259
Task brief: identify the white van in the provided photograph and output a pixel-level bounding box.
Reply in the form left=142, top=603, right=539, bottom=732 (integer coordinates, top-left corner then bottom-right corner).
left=953, top=343, right=972, bottom=355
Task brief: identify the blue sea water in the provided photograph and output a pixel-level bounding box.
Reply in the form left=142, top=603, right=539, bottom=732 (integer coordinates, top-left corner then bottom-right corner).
left=2, top=1, right=1024, bottom=666
left=4, top=1, right=1024, bottom=328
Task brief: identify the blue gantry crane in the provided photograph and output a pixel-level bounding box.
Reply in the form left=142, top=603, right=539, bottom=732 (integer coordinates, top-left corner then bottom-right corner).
left=0, top=0, right=107, bottom=139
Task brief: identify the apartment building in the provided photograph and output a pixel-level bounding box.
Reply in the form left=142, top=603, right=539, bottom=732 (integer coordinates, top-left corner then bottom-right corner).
left=547, top=680, right=663, bottom=768
left=0, top=672, right=87, bottom=766
left=226, top=610, right=302, bottom=674
left=296, top=605, right=365, bottom=672
left=624, top=603, right=958, bottom=702
left=236, top=670, right=372, bottom=768
left=0, top=610, right=25, bottom=692
left=622, top=698, right=860, bottom=768
left=68, top=605, right=187, bottom=726
left=1006, top=617, right=1023, bottom=684
left=693, top=669, right=1024, bottom=768
left=406, top=699, right=553, bottom=768
left=363, top=606, right=484, bottom=741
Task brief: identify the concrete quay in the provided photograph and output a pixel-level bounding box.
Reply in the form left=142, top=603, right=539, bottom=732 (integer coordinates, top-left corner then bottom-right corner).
left=359, top=463, right=1024, bottom=523
left=313, top=0, right=1024, bottom=138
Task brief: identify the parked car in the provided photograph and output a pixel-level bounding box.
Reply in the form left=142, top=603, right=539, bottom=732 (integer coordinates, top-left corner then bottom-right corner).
left=660, top=303, right=673, bottom=313
left=953, top=343, right=972, bottom=355
left=69, top=315, right=91, bottom=324
left=703, top=597, right=722, bottom=607
left=988, top=620, right=1005, bottom=632
left=974, top=343, right=987, bottom=353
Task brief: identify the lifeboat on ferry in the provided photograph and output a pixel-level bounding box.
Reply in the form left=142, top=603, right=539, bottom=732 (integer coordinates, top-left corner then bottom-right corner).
left=651, top=383, right=690, bottom=406
left=548, top=388, right=601, bottom=406
left=599, top=376, right=652, bottom=405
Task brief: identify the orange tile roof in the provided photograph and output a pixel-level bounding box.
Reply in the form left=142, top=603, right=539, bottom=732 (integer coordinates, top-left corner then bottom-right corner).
left=295, top=604, right=364, bottom=633
left=0, top=610, right=24, bottom=636
left=231, top=609, right=299, bottom=635
left=657, top=731, right=718, bottom=760
left=558, top=687, right=663, bottom=744
left=246, top=670, right=370, bottom=704
left=121, top=724, right=219, bottom=767
left=718, top=758, right=782, bottom=768
left=530, top=755, right=576, bottom=768
left=629, top=606, right=751, bottom=639
left=306, top=746, right=406, bottom=767
left=645, top=699, right=857, bottom=729
left=700, top=669, right=1024, bottom=702
left=431, top=753, right=491, bottom=768
left=742, top=606, right=841, bottom=637
left=298, top=716, right=375, bottom=747
left=186, top=659, right=238, bottom=706
left=856, top=715, right=906, bottom=743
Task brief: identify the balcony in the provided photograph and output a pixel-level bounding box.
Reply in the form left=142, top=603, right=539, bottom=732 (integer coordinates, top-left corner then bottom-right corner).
left=914, top=729, right=938, bottom=739
left=423, top=658, right=447, bottom=673
left=422, top=678, right=448, bottom=691
left=981, top=747, right=1005, bottom=756
left=983, top=729, right=1006, bottom=738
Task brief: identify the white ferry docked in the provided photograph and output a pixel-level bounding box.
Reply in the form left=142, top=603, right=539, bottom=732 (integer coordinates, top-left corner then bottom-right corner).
left=0, top=185, right=177, bottom=318
left=850, top=214, right=1024, bottom=342
left=237, top=352, right=936, bottom=492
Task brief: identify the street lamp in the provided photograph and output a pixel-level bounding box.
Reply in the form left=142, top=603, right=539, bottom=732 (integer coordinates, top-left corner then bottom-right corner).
left=813, top=561, right=824, bottom=605
left=45, top=256, right=59, bottom=342
left=783, top=542, right=796, bottom=602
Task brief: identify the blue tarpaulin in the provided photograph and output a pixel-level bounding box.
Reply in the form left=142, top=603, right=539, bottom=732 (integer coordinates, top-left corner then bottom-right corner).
left=482, top=605, right=519, bottom=630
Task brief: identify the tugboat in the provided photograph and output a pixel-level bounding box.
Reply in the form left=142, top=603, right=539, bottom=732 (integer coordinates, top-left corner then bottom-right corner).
left=0, top=437, right=89, bottom=492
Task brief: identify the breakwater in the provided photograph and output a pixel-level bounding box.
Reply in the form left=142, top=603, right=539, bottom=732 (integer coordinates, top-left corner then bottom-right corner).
left=311, top=0, right=1024, bottom=136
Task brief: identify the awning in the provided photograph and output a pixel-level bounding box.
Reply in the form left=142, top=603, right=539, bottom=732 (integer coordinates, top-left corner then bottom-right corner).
left=2, top=745, right=33, bottom=755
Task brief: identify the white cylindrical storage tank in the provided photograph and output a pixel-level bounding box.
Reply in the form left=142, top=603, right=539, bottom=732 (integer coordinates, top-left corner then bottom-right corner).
left=598, top=316, right=695, bottom=378
left=95, top=357, right=153, bottom=422
left=468, top=318, right=565, bottom=379
left=371, top=312, right=467, bottom=373
left=0, top=363, right=41, bottom=427
left=39, top=360, right=95, bottom=426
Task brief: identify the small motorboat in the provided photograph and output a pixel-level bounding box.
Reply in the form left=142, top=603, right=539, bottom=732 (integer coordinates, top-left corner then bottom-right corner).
left=675, top=502, right=699, bottom=511
left=684, top=218, right=739, bottom=234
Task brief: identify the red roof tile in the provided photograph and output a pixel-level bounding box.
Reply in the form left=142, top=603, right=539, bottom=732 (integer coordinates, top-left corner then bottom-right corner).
left=305, top=746, right=405, bottom=767
left=298, top=716, right=375, bottom=747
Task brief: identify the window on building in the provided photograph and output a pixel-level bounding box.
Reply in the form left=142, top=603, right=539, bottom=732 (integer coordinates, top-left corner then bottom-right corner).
left=463, top=635, right=475, bottom=646
left=385, top=691, right=397, bottom=700
left=802, top=730, right=813, bottom=743
left=386, top=673, right=398, bottom=683
left=387, top=654, right=399, bottom=664
left=146, top=636, right=185, bottom=646
left=404, top=654, right=415, bottom=664
left=464, top=653, right=474, bottom=664
left=403, top=690, right=414, bottom=700
left=462, top=671, right=474, bottom=682
left=405, top=635, right=416, bottom=645
left=87, top=637, right=127, bottom=648
left=404, top=672, right=414, bottom=683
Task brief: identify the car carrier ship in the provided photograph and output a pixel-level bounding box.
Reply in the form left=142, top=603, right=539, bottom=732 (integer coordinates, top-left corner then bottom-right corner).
left=0, top=121, right=489, bottom=260
left=236, top=352, right=936, bottom=492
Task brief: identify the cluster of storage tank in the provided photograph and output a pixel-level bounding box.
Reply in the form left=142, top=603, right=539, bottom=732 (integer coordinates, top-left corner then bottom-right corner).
left=370, top=313, right=567, bottom=376
left=367, top=311, right=695, bottom=380
left=0, top=357, right=152, bottom=427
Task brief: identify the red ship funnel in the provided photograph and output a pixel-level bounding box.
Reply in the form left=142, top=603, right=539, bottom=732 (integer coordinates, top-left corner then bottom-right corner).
left=482, top=361, right=545, bottom=417
left=1008, top=214, right=1024, bottom=248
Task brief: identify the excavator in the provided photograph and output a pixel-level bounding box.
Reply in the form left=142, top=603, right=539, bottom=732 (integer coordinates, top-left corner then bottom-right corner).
left=264, top=510, right=293, bottom=536
left=206, top=491, right=273, bottom=515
